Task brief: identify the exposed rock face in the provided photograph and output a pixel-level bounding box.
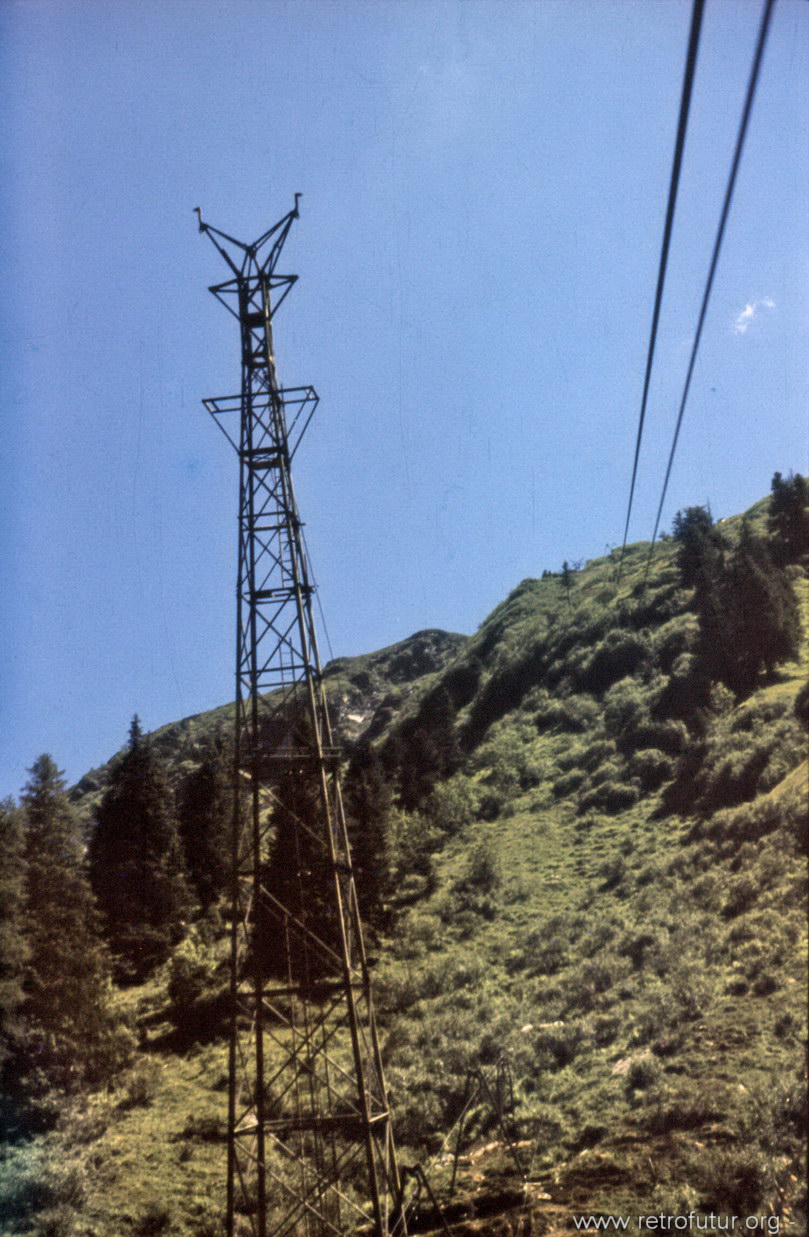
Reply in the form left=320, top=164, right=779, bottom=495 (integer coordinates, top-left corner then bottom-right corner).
left=323, top=629, right=468, bottom=744
left=70, top=628, right=468, bottom=814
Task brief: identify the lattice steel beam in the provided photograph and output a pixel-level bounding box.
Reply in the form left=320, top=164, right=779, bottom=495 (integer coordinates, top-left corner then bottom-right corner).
left=198, top=200, right=404, bottom=1237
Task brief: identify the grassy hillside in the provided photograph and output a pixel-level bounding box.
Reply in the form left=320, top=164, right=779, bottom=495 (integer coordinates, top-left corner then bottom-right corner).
left=367, top=506, right=807, bottom=1229
left=3, top=497, right=806, bottom=1237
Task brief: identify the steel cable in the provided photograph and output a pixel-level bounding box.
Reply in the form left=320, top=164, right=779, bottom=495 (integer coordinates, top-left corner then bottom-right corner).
left=617, top=0, right=705, bottom=584
left=643, top=0, right=776, bottom=585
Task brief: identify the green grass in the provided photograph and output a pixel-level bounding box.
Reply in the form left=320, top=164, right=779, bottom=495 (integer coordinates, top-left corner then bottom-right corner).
left=13, top=491, right=808, bottom=1236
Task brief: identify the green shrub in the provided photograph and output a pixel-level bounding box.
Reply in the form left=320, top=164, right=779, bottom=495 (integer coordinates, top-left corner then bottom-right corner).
left=696, top=1149, right=767, bottom=1214
left=603, top=679, right=648, bottom=743
left=452, top=839, right=502, bottom=920
left=191, top=1208, right=226, bottom=1237
left=465, top=639, right=549, bottom=741
left=693, top=714, right=805, bottom=815
left=592, top=1014, right=621, bottom=1045
left=168, top=951, right=213, bottom=1012
left=562, top=953, right=628, bottom=1013
left=751, top=972, right=778, bottom=996
left=627, top=718, right=689, bottom=755
left=644, top=1082, right=720, bottom=1133
left=534, top=692, right=600, bottom=734
left=474, top=723, right=545, bottom=793
left=690, top=786, right=806, bottom=856
left=619, top=929, right=664, bottom=969
left=519, top=919, right=574, bottom=976
left=32, top=1205, right=77, bottom=1237
left=577, top=630, right=651, bottom=694
left=118, top=1058, right=162, bottom=1109
left=685, top=869, right=724, bottom=911
left=666, top=957, right=717, bottom=1021
left=794, top=676, right=809, bottom=724
left=569, top=1120, right=610, bottom=1150
left=136, top=1200, right=175, bottom=1236
left=477, top=788, right=504, bottom=820
left=425, top=775, right=479, bottom=835
left=57, top=1096, right=114, bottom=1145
left=651, top=612, right=698, bottom=671
left=588, top=758, right=624, bottom=788
left=557, top=739, right=616, bottom=772
left=722, top=873, right=761, bottom=917
left=578, top=780, right=638, bottom=814
left=462, top=839, right=501, bottom=892
left=183, top=1112, right=224, bottom=1141
left=388, top=807, right=437, bottom=899
left=552, top=769, right=585, bottom=799
left=533, top=1021, right=585, bottom=1068
left=732, top=697, right=789, bottom=732
left=392, top=1077, right=448, bottom=1149
left=625, top=1056, right=662, bottom=1093
left=597, top=855, right=628, bottom=890
left=0, top=1157, right=87, bottom=1232
left=629, top=748, right=675, bottom=792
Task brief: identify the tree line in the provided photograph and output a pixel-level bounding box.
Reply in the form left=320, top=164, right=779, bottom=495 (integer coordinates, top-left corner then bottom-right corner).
left=0, top=721, right=234, bottom=1133
left=671, top=471, right=806, bottom=701
left=0, top=716, right=399, bottom=1131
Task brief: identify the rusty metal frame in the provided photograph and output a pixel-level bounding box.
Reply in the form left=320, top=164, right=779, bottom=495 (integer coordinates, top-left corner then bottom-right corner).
left=199, top=200, right=404, bottom=1237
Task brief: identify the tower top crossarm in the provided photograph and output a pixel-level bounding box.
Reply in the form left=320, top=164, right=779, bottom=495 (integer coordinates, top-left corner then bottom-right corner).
left=195, top=196, right=302, bottom=323
left=194, top=194, right=302, bottom=279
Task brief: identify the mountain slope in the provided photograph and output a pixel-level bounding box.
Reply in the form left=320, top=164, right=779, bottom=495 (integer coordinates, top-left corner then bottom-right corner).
left=69, top=628, right=468, bottom=821
left=369, top=502, right=807, bottom=1227
left=4, top=493, right=807, bottom=1237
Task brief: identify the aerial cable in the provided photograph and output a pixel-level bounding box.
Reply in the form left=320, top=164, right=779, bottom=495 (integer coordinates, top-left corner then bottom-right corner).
left=616, top=0, right=705, bottom=585
left=643, top=0, right=776, bottom=585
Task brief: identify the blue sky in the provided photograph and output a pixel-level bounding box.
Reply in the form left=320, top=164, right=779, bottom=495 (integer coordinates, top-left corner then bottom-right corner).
left=2, top=0, right=807, bottom=798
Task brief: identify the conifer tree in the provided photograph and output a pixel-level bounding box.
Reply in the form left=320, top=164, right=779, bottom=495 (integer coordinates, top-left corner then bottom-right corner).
left=397, top=687, right=461, bottom=810
left=256, top=758, right=337, bottom=987
left=90, top=717, right=191, bottom=978
left=672, top=505, right=725, bottom=590
left=768, top=471, right=809, bottom=565
left=178, top=739, right=232, bottom=913
left=12, top=756, right=126, bottom=1104
left=712, top=521, right=802, bottom=695
left=0, top=797, right=27, bottom=1071
left=674, top=509, right=801, bottom=698
left=671, top=506, right=733, bottom=698
left=343, top=743, right=392, bottom=928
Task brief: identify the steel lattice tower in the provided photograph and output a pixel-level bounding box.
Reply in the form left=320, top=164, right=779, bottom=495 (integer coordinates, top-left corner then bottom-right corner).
left=198, top=200, right=404, bottom=1237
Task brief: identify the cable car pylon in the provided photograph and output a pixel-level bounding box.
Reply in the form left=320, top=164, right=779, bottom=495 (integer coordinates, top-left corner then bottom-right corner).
left=198, top=199, right=405, bottom=1237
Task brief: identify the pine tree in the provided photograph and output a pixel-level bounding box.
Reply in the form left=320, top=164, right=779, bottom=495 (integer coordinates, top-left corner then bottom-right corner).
left=256, top=758, right=338, bottom=988
left=671, top=506, right=732, bottom=696
left=672, top=505, right=725, bottom=589
left=178, top=739, right=232, bottom=913
left=674, top=508, right=802, bottom=698
left=768, top=471, right=809, bottom=566
left=0, top=798, right=27, bottom=1071
left=12, top=756, right=127, bottom=1106
left=397, top=687, right=461, bottom=811
left=713, top=521, right=802, bottom=695
left=90, top=717, right=191, bottom=978
left=343, top=743, right=392, bottom=929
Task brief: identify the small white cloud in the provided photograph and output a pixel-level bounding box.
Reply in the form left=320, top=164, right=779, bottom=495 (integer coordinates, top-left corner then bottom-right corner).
left=733, top=297, right=776, bottom=335
left=734, top=303, right=756, bottom=334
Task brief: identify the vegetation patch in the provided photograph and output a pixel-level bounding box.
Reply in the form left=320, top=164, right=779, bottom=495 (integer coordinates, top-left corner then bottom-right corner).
left=3, top=479, right=806, bottom=1234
